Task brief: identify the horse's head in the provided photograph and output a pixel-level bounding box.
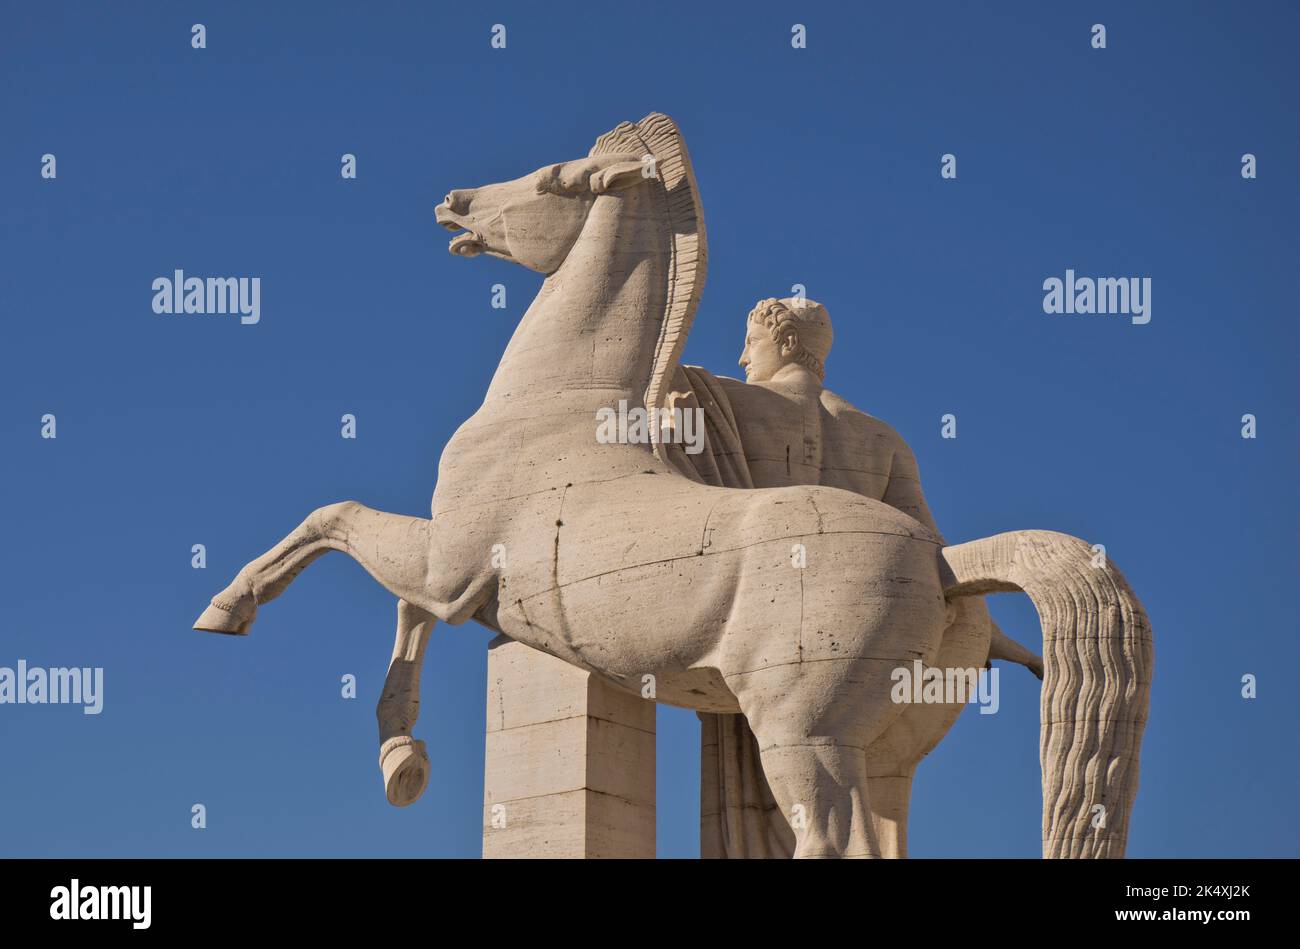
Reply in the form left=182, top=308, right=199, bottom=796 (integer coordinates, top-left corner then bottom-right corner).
left=436, top=113, right=707, bottom=449
left=435, top=154, right=651, bottom=274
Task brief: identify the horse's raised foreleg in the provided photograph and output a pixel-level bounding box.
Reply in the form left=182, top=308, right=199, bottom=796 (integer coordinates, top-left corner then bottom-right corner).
left=377, top=599, right=436, bottom=807
left=194, top=501, right=436, bottom=634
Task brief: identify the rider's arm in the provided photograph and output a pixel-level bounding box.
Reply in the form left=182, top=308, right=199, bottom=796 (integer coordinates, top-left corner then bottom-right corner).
left=881, top=438, right=945, bottom=543
left=882, top=432, right=1044, bottom=676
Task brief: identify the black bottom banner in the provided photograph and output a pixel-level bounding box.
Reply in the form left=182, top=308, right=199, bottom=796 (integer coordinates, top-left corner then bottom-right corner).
left=0, top=857, right=1284, bottom=936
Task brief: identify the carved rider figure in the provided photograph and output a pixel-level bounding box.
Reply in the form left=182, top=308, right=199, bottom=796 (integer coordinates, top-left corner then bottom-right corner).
left=678, top=295, right=1043, bottom=857
left=727, top=296, right=1040, bottom=670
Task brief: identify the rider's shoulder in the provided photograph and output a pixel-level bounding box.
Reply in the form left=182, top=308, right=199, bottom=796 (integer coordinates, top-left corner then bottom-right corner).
left=679, top=364, right=743, bottom=393
left=819, top=389, right=909, bottom=446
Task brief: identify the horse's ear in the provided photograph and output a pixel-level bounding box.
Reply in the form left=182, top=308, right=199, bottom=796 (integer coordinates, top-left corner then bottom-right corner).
left=590, top=159, right=649, bottom=194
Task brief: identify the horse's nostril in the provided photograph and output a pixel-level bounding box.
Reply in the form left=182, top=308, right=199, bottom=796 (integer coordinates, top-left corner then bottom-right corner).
left=445, top=190, right=472, bottom=214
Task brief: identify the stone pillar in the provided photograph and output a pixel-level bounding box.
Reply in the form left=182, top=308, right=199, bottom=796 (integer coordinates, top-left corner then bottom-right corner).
left=482, top=635, right=656, bottom=858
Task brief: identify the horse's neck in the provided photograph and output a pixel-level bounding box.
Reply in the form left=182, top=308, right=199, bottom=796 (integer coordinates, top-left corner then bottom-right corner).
left=483, top=192, right=670, bottom=417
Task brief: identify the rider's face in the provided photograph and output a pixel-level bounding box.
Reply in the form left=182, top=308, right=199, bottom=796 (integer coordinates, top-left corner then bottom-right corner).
left=740, top=322, right=784, bottom=383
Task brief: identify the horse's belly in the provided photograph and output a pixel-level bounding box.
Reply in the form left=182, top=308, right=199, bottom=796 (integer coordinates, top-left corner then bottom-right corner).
left=489, top=476, right=947, bottom=714
left=712, top=484, right=948, bottom=679
left=477, top=476, right=739, bottom=707
left=498, top=556, right=743, bottom=712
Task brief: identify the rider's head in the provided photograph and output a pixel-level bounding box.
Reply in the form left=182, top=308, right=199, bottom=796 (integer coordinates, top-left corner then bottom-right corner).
left=739, top=297, right=833, bottom=383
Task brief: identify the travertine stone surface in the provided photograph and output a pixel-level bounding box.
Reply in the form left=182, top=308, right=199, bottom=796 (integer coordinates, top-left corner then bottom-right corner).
left=196, top=113, right=1152, bottom=859
left=483, top=636, right=655, bottom=858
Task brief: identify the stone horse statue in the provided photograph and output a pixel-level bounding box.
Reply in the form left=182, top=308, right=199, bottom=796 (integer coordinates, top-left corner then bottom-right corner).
left=195, top=113, right=1153, bottom=858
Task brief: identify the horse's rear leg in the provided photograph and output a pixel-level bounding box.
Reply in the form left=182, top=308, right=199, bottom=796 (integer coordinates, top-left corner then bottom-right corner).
left=736, top=661, right=903, bottom=858
left=864, top=773, right=914, bottom=858
left=194, top=501, right=436, bottom=634
left=753, top=740, right=879, bottom=858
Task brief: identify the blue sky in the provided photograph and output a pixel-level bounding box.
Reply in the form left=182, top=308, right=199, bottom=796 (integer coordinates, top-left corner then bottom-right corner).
left=1, top=1, right=1296, bottom=858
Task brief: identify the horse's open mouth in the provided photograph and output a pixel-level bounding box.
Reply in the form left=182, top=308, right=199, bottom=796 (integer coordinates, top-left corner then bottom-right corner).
left=447, top=230, right=485, bottom=257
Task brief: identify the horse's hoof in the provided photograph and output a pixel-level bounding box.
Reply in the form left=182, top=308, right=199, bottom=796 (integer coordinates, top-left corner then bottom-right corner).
left=380, top=736, right=430, bottom=807
left=193, top=600, right=252, bottom=636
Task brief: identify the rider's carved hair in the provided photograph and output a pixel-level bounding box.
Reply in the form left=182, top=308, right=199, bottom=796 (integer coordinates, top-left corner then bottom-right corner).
left=747, top=297, right=833, bottom=381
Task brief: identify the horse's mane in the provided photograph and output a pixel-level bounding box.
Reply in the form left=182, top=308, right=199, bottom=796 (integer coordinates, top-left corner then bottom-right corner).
left=591, top=113, right=707, bottom=462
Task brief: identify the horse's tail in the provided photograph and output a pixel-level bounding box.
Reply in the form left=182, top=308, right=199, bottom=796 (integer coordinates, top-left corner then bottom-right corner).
left=941, top=531, right=1153, bottom=858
